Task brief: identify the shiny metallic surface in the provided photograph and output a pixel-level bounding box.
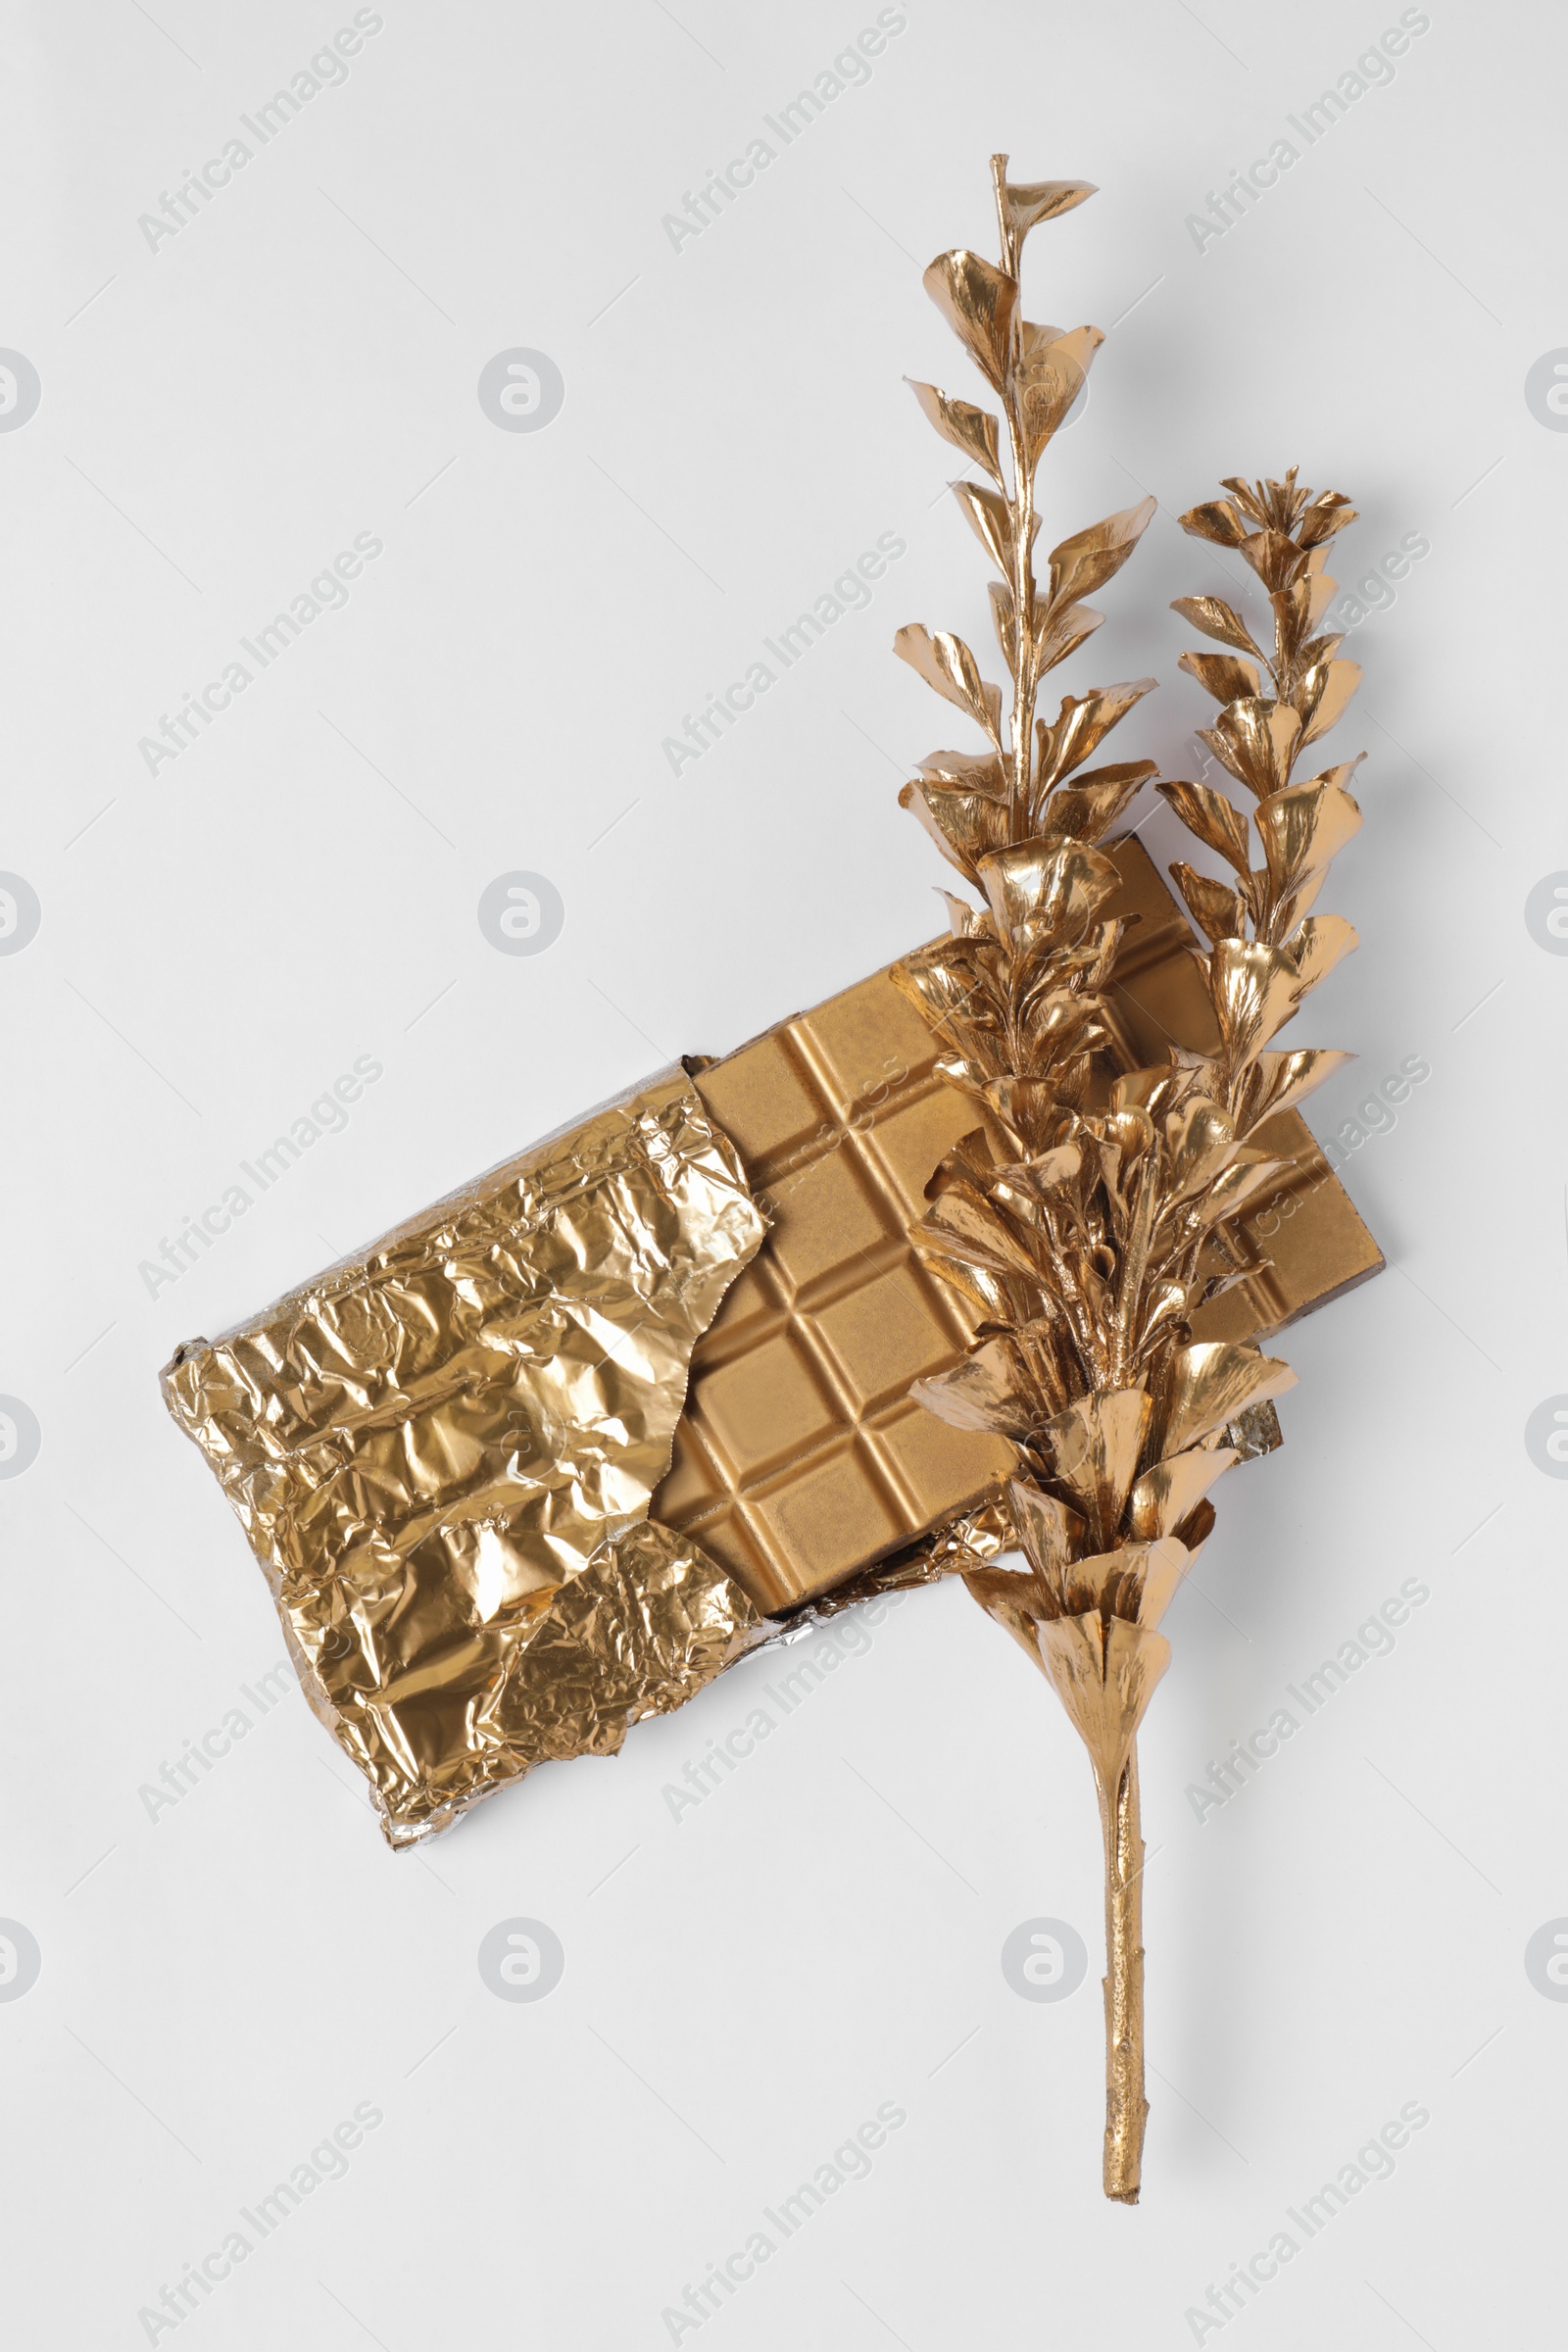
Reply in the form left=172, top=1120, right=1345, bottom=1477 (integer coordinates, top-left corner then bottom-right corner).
left=656, top=972, right=1016, bottom=1611
left=163, top=1073, right=766, bottom=1844
left=892, top=156, right=1375, bottom=2199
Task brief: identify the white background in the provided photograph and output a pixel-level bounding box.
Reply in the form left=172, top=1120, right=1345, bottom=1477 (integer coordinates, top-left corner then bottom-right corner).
left=1, top=1, right=1561, bottom=2344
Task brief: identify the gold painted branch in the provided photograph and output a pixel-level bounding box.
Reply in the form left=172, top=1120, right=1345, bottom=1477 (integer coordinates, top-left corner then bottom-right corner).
left=894, top=153, right=1367, bottom=2200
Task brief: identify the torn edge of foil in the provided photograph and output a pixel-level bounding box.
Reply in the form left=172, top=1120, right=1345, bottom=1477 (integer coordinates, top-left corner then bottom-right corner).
left=161, top=1067, right=769, bottom=1848
left=750, top=1491, right=1014, bottom=1650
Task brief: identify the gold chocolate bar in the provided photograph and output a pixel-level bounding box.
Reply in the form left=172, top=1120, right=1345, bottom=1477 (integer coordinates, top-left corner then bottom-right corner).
left=654, top=977, right=1014, bottom=1614
left=655, top=834, right=1383, bottom=1613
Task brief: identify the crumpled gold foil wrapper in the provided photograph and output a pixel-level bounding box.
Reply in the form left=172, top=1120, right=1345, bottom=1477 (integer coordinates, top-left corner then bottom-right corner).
left=162, top=1073, right=767, bottom=1844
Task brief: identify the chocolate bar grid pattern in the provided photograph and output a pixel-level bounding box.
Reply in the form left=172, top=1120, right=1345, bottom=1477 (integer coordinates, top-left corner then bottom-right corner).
left=654, top=978, right=1012, bottom=1615
left=656, top=835, right=1381, bottom=1614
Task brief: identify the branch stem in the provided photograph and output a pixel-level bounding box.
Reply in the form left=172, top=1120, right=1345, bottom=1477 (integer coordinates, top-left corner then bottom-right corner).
left=1096, top=1742, right=1149, bottom=2202
left=1005, top=408, right=1038, bottom=838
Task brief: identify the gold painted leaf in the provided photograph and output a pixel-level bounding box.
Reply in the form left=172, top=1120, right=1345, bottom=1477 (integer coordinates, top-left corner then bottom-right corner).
left=1040, top=762, right=1156, bottom=842
left=961, top=1568, right=1048, bottom=1671
left=1117, top=1535, right=1195, bottom=1630
left=1220, top=475, right=1284, bottom=528
left=1208, top=938, right=1303, bottom=1061
left=1178, top=499, right=1248, bottom=547
left=1038, top=1614, right=1171, bottom=1793
left=1240, top=1047, right=1352, bottom=1127
left=1006, top=1142, right=1087, bottom=1201
left=1017, top=323, right=1102, bottom=465
left=1297, top=657, right=1361, bottom=747
left=1136, top=1274, right=1197, bottom=1355
left=1043, top=1388, right=1152, bottom=1544
left=913, top=1186, right=1043, bottom=1281
left=1162, top=1093, right=1237, bottom=1198
left=1156, top=779, right=1251, bottom=874
left=914, top=1248, right=1010, bottom=1324
left=951, top=477, right=1015, bottom=574
left=1169, top=862, right=1245, bottom=946
left=1160, top=1341, right=1297, bottom=1456
left=893, top=624, right=1004, bottom=745
left=1128, top=1447, right=1239, bottom=1541
left=996, top=166, right=1097, bottom=249
left=1058, top=1545, right=1135, bottom=1620
left=1296, top=630, right=1346, bottom=673
left=1035, top=598, right=1105, bottom=675
left=1046, top=498, right=1156, bottom=609
left=1271, top=572, right=1339, bottom=662
left=1254, top=780, right=1362, bottom=909
left=1170, top=594, right=1261, bottom=657
left=917, top=747, right=1008, bottom=792
left=1101, top=1105, right=1155, bottom=1168
left=905, top=377, right=1004, bottom=486
left=1037, top=678, right=1156, bottom=791
left=1109, top=1064, right=1184, bottom=1118
left=1297, top=757, right=1365, bottom=796
left=1200, top=1151, right=1290, bottom=1222
left=1079, top=1535, right=1196, bottom=1629
left=922, top=248, right=1019, bottom=392
left=898, top=777, right=1012, bottom=879
left=911, top=1337, right=1037, bottom=1440
left=930, top=1053, right=1007, bottom=1105
left=1239, top=529, right=1308, bottom=593
left=981, top=1075, right=1070, bottom=1154
left=1007, top=1477, right=1084, bottom=1583
left=1298, top=490, right=1357, bottom=547
left=1013, top=989, right=1102, bottom=1065
left=1179, top=649, right=1261, bottom=705
left=1288, top=912, right=1358, bottom=995
left=892, top=940, right=1004, bottom=1040
left=1199, top=698, right=1301, bottom=799
left=977, top=836, right=1121, bottom=947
